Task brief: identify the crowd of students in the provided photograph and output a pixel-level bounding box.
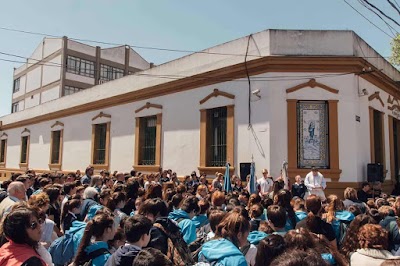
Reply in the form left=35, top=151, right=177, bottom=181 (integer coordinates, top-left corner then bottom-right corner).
left=0, top=166, right=399, bottom=265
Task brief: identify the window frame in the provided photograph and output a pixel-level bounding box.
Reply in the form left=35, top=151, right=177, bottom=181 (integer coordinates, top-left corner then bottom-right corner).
left=66, top=55, right=95, bottom=78
left=19, top=135, right=30, bottom=169
left=369, top=107, right=386, bottom=174
left=49, top=129, right=63, bottom=170
left=91, top=122, right=111, bottom=170
left=287, top=99, right=340, bottom=180
left=11, top=102, right=19, bottom=113
left=0, top=138, right=7, bottom=168
left=100, top=64, right=124, bottom=82
left=13, top=78, right=20, bottom=93
left=134, top=113, right=162, bottom=172
left=199, top=105, right=234, bottom=175
left=63, top=86, right=83, bottom=96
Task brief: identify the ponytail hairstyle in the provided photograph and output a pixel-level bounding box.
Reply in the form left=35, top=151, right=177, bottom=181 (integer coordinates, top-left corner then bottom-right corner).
left=215, top=211, right=250, bottom=248
left=324, top=194, right=344, bottom=223
left=74, top=213, right=115, bottom=264
left=106, top=192, right=127, bottom=211
left=61, top=199, right=81, bottom=224
left=305, top=194, right=322, bottom=230
left=274, top=189, right=297, bottom=228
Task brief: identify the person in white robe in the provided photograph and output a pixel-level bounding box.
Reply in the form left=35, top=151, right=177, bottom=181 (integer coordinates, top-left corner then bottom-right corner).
left=304, top=167, right=326, bottom=201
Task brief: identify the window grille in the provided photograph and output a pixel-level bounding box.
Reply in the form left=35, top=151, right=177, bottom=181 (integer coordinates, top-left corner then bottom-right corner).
left=67, top=56, right=95, bottom=78
left=100, top=64, right=124, bottom=82
left=51, top=131, right=61, bottom=164
left=64, top=86, right=82, bottom=96
left=207, top=107, right=227, bottom=167
left=93, top=124, right=107, bottom=164
left=139, top=116, right=157, bottom=165
left=0, top=140, right=6, bottom=163
left=20, top=136, right=29, bottom=164
left=13, top=78, right=20, bottom=93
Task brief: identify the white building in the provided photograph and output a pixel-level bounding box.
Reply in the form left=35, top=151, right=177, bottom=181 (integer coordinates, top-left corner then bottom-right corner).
left=1, top=29, right=400, bottom=195
left=11, top=36, right=151, bottom=113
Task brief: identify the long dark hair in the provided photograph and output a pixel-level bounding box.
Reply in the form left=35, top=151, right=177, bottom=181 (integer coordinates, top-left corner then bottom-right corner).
left=1, top=204, right=42, bottom=249
left=106, top=192, right=127, bottom=211
left=305, top=194, right=322, bottom=230
left=255, top=234, right=286, bottom=266
left=61, top=199, right=81, bottom=224
left=74, top=213, right=114, bottom=264
left=274, top=189, right=297, bottom=228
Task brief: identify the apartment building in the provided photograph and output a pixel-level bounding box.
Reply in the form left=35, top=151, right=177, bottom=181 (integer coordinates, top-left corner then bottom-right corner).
left=11, top=36, right=151, bottom=113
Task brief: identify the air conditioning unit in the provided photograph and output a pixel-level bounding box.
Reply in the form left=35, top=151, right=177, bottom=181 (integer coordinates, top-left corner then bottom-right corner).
left=99, top=79, right=108, bottom=84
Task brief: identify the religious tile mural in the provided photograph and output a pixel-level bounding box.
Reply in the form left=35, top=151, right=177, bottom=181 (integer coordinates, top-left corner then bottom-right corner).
left=297, top=101, right=329, bottom=168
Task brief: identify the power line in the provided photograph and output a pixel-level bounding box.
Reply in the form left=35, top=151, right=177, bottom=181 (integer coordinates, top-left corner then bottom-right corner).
left=361, top=0, right=400, bottom=27
left=357, top=0, right=398, bottom=37
left=0, top=26, right=264, bottom=58
left=342, top=0, right=395, bottom=38
left=387, top=0, right=400, bottom=16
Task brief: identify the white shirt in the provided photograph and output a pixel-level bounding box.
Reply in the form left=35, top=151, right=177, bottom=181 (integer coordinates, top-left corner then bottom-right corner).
left=258, top=177, right=273, bottom=194
left=304, top=171, right=326, bottom=190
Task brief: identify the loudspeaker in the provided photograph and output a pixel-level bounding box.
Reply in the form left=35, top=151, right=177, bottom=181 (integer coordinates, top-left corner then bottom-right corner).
left=367, top=163, right=384, bottom=183
left=240, top=163, right=251, bottom=182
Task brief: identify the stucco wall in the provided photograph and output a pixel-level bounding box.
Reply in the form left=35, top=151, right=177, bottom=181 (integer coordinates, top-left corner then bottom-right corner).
left=101, top=47, right=125, bottom=65
left=42, top=55, right=62, bottom=86
left=43, top=38, right=62, bottom=58
left=25, top=67, right=42, bottom=93
left=41, top=85, right=60, bottom=104
left=24, top=93, right=40, bottom=109
left=65, top=72, right=95, bottom=85
left=68, top=40, right=96, bottom=56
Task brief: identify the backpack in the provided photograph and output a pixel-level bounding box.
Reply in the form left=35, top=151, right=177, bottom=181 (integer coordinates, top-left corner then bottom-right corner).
left=48, top=228, right=79, bottom=265
left=80, top=248, right=110, bottom=266
left=338, top=220, right=350, bottom=246
left=189, top=233, right=208, bottom=262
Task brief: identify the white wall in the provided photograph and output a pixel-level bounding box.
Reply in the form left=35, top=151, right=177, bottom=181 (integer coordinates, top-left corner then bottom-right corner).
left=101, top=47, right=125, bottom=65
left=28, top=42, right=43, bottom=64
left=41, top=85, right=60, bottom=103
left=68, top=40, right=96, bottom=56
left=42, top=55, right=62, bottom=86
left=65, top=72, right=95, bottom=85
left=26, top=67, right=42, bottom=92
left=129, top=49, right=150, bottom=70
left=43, top=38, right=62, bottom=58
left=24, top=93, right=40, bottom=109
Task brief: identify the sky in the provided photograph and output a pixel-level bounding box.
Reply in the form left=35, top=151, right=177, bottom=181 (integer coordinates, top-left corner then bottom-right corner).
left=0, top=0, right=399, bottom=117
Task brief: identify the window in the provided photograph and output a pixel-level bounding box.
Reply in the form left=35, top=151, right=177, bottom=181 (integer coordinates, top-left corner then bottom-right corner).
left=297, top=101, right=330, bottom=169
left=67, top=56, right=95, bottom=78
left=92, top=123, right=108, bottom=165
left=13, top=78, right=20, bottom=93
left=100, top=64, right=124, bottom=82
left=50, top=130, right=62, bottom=164
left=370, top=108, right=385, bottom=165
left=11, top=102, right=18, bottom=113
left=206, top=107, right=227, bottom=167
left=63, top=86, right=83, bottom=96
left=138, top=116, right=157, bottom=165
left=20, top=136, right=29, bottom=164
left=0, top=139, right=6, bottom=165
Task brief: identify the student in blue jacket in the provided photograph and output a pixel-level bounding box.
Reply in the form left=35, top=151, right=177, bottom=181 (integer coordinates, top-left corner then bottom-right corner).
left=73, top=213, right=116, bottom=266
left=168, top=195, right=199, bottom=244
left=198, top=211, right=249, bottom=266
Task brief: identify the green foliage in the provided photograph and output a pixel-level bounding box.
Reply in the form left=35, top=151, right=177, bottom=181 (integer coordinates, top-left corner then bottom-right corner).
left=390, top=34, right=400, bottom=66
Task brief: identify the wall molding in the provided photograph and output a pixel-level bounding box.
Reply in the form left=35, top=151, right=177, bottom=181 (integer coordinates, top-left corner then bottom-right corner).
left=51, top=121, right=64, bottom=128
left=21, top=128, right=30, bottom=135
left=199, top=89, right=235, bottom=105
left=368, top=91, right=385, bottom=107
left=0, top=133, right=8, bottom=139
left=92, top=111, right=111, bottom=121
left=286, top=78, right=339, bottom=94
left=135, top=102, right=163, bottom=114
